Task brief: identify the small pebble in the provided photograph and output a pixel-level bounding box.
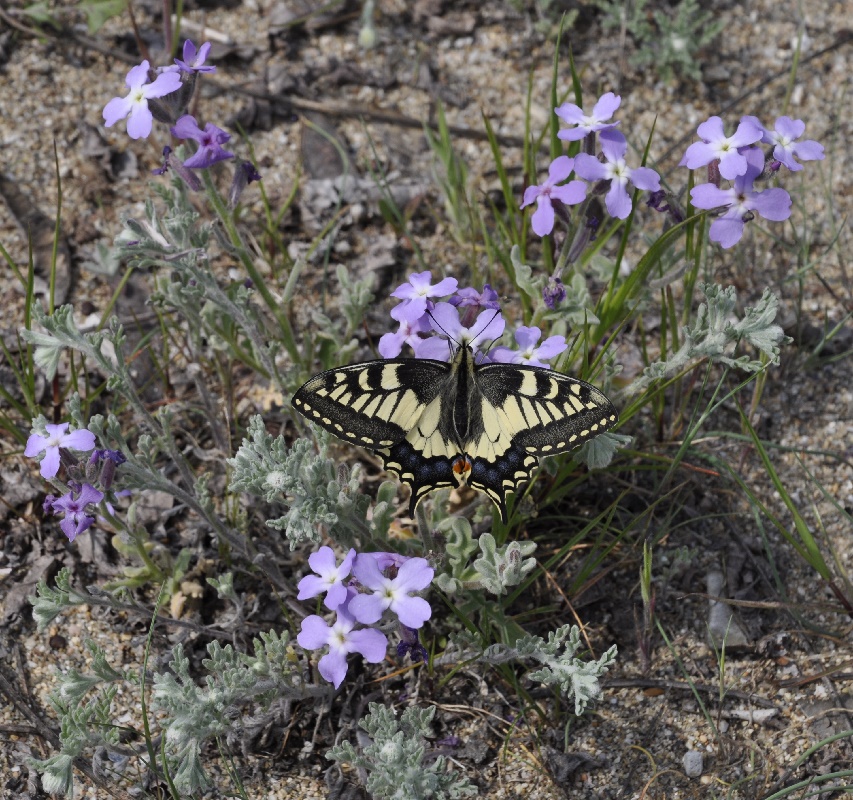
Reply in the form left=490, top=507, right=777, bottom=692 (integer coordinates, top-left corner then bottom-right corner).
left=683, top=750, right=703, bottom=778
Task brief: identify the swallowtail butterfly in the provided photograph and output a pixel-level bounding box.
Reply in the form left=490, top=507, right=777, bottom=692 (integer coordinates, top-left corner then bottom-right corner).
left=292, top=345, right=618, bottom=522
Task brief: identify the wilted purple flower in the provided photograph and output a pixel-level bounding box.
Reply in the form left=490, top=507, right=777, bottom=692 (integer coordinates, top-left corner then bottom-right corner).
left=297, top=602, right=388, bottom=688
left=378, top=313, right=430, bottom=358
left=680, top=116, right=763, bottom=180
left=543, top=276, right=566, bottom=310
left=646, top=190, right=685, bottom=223
left=690, top=148, right=792, bottom=248
left=521, top=156, right=587, bottom=237
left=390, top=272, right=459, bottom=323
left=397, top=624, right=428, bottom=664
left=555, top=91, right=621, bottom=142
left=103, top=61, right=183, bottom=140
left=573, top=130, right=661, bottom=220
left=171, top=115, right=234, bottom=169
left=348, top=553, right=434, bottom=628
left=449, top=284, right=501, bottom=311
left=174, top=40, right=217, bottom=74
left=428, top=303, right=506, bottom=359
left=48, top=483, right=104, bottom=542
left=741, top=115, right=825, bottom=172
left=25, top=423, right=96, bottom=480
left=489, top=326, right=567, bottom=368
left=228, top=160, right=262, bottom=208
left=297, top=546, right=357, bottom=610
left=152, top=145, right=203, bottom=191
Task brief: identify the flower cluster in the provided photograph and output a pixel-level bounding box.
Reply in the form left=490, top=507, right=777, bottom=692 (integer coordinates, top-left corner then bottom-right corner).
left=25, top=421, right=128, bottom=543
left=379, top=271, right=567, bottom=366
left=523, top=92, right=661, bottom=236
left=522, top=91, right=824, bottom=250
left=297, top=547, right=434, bottom=688
left=102, top=39, right=255, bottom=199
left=682, top=114, right=823, bottom=248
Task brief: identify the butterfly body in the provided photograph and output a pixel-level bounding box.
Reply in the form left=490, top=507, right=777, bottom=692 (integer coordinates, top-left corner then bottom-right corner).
left=293, top=346, right=618, bottom=521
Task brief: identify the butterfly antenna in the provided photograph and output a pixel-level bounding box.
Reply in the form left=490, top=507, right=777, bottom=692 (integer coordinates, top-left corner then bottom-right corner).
left=425, top=308, right=460, bottom=358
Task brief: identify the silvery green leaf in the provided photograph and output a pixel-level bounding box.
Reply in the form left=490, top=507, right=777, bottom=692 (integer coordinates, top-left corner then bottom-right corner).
left=575, top=431, right=631, bottom=470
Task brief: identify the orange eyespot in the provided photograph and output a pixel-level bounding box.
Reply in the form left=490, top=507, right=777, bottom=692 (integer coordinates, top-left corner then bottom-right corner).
left=451, top=455, right=472, bottom=483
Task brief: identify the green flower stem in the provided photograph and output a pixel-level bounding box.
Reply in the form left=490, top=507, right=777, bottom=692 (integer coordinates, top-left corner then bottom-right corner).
left=200, top=169, right=300, bottom=365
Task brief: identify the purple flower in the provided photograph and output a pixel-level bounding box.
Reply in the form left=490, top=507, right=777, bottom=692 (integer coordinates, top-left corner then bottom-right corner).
left=397, top=624, right=428, bottom=664
left=171, top=115, right=234, bottom=169
left=690, top=148, right=792, bottom=249
left=48, top=483, right=104, bottom=542
left=555, top=92, right=621, bottom=142
left=364, top=552, right=411, bottom=572
left=520, top=156, right=587, bottom=237
left=489, top=326, right=567, bottom=368
left=680, top=116, right=763, bottom=180
left=348, top=553, right=434, bottom=628
left=103, top=61, right=183, bottom=140
left=378, top=313, right=430, bottom=358
left=448, top=284, right=501, bottom=311
left=297, top=602, right=388, bottom=688
left=428, top=303, right=506, bottom=358
left=174, top=40, right=217, bottom=74
left=25, top=423, right=96, bottom=479
left=573, top=130, right=661, bottom=220
left=297, top=546, right=357, bottom=610
left=742, top=115, right=825, bottom=172
left=411, top=334, right=453, bottom=361
left=390, top=272, right=459, bottom=323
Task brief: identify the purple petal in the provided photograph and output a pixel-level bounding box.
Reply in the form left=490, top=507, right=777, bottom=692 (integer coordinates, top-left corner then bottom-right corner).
left=103, top=96, right=133, bottom=127
left=549, top=180, right=587, bottom=206
left=61, top=429, right=96, bottom=451
left=513, top=326, right=541, bottom=351
left=680, top=141, right=716, bottom=169
left=317, top=651, right=348, bottom=688
left=740, top=115, right=768, bottom=141
left=77, top=484, right=104, bottom=506
left=729, top=118, right=763, bottom=148
left=172, top=115, right=203, bottom=141
left=629, top=167, right=661, bottom=191
left=60, top=515, right=82, bottom=541
left=392, top=594, right=432, bottom=629
left=600, top=129, right=627, bottom=161
left=573, top=154, right=607, bottom=181
left=531, top=195, right=555, bottom=237
left=547, top=155, right=574, bottom=184
left=24, top=433, right=48, bottom=457
left=535, top=335, right=567, bottom=360
left=605, top=183, right=632, bottom=220
left=340, top=548, right=356, bottom=575
left=325, top=582, right=348, bottom=610
left=690, top=184, right=732, bottom=210
left=592, top=91, right=621, bottom=120
left=774, top=116, right=805, bottom=140
left=470, top=309, right=505, bottom=348
left=182, top=40, right=198, bottom=63
left=429, top=303, right=464, bottom=341
left=125, top=61, right=151, bottom=89
left=554, top=102, right=583, bottom=125
left=348, top=628, right=388, bottom=662
left=297, top=615, right=331, bottom=650
left=521, top=184, right=541, bottom=209
left=40, top=447, right=61, bottom=479
left=297, top=574, right=326, bottom=600
left=347, top=593, right=384, bottom=624
left=394, top=558, right=435, bottom=593
left=308, top=546, right=337, bottom=576
left=791, top=140, right=824, bottom=162
left=378, top=331, right=404, bottom=358
left=126, top=106, right=154, bottom=140
left=430, top=276, right=459, bottom=297
left=708, top=217, right=745, bottom=249
left=718, top=150, right=750, bottom=181
left=749, top=188, right=792, bottom=221
left=556, top=127, right=588, bottom=142
left=488, top=346, right=516, bottom=363
left=353, top=551, right=385, bottom=589
left=145, top=71, right=182, bottom=99
left=696, top=116, right=725, bottom=143
left=390, top=299, right=426, bottom=324
left=412, top=336, right=451, bottom=361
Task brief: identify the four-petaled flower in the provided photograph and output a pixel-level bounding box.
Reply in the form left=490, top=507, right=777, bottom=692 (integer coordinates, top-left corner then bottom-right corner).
left=171, top=115, right=234, bottom=169
left=521, top=156, right=587, bottom=237
left=555, top=92, right=621, bottom=142
left=297, top=546, right=357, bottom=610
left=48, top=483, right=105, bottom=542
left=427, top=303, right=506, bottom=362
left=174, top=40, right=217, bottom=74
left=348, top=554, right=434, bottom=629
left=574, top=130, right=661, bottom=220
left=390, top=272, right=459, bottom=323
left=690, top=148, right=792, bottom=248
left=103, top=61, right=183, bottom=140
left=742, top=115, right=825, bottom=172
left=489, top=326, right=567, bottom=368
left=297, top=602, right=388, bottom=688
left=25, top=423, right=96, bottom=479
left=679, top=116, right=763, bottom=180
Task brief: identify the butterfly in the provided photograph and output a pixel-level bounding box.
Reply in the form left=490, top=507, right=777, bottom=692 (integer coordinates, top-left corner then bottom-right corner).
left=292, top=344, right=618, bottom=522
